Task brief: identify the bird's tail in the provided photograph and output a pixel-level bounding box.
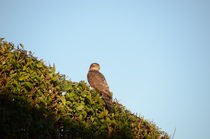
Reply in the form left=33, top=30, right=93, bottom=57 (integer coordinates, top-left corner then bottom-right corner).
left=101, top=91, right=113, bottom=111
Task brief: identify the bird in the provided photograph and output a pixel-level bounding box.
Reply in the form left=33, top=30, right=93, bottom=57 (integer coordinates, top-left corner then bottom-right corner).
left=87, top=63, right=113, bottom=111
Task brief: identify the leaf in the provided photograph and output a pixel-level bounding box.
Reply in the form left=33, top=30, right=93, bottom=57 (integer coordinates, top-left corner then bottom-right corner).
left=21, top=82, right=33, bottom=88
left=19, top=43, right=24, bottom=49
left=18, top=75, right=29, bottom=81
left=76, top=105, right=84, bottom=111
left=36, top=62, right=42, bottom=68
left=51, top=66, right=56, bottom=73
left=66, top=91, right=75, bottom=98
left=90, top=116, right=94, bottom=122
left=79, top=114, right=83, bottom=120
left=60, top=96, right=66, bottom=105
left=63, top=84, right=72, bottom=91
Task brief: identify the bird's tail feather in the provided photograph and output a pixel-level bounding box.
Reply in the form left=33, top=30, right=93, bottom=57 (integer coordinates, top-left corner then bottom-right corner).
left=101, top=91, right=113, bottom=111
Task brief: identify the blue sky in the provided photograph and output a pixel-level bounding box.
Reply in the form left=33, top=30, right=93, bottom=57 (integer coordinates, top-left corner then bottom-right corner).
left=1, top=0, right=210, bottom=138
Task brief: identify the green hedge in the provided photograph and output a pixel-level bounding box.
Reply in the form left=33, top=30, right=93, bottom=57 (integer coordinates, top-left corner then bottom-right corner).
left=0, top=38, right=169, bottom=139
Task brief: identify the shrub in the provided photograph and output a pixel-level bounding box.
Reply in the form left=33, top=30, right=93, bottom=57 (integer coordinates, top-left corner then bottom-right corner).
left=0, top=38, right=169, bottom=139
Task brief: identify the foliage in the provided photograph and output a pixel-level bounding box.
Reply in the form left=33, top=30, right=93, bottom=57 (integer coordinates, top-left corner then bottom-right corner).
left=0, top=39, right=169, bottom=139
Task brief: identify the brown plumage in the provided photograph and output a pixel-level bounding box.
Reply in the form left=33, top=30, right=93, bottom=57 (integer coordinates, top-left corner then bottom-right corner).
left=87, top=63, right=112, bottom=110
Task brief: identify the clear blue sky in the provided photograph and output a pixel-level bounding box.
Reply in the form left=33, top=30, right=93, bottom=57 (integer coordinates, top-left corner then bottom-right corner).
left=1, top=0, right=210, bottom=138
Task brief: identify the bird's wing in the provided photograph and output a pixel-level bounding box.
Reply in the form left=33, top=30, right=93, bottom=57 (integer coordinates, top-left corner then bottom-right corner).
left=87, top=70, right=109, bottom=92
left=87, top=70, right=113, bottom=111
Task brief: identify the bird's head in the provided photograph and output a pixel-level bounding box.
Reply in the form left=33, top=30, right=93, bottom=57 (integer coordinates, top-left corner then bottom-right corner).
left=89, top=63, right=100, bottom=71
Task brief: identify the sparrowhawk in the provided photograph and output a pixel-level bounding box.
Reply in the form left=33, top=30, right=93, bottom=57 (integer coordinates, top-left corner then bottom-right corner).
left=87, top=63, right=112, bottom=110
